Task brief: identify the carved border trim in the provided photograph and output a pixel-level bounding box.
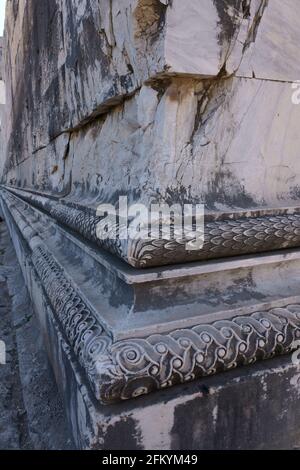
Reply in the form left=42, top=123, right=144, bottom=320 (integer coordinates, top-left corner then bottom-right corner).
left=2, top=187, right=300, bottom=405
left=31, top=244, right=300, bottom=404
left=4, top=186, right=300, bottom=268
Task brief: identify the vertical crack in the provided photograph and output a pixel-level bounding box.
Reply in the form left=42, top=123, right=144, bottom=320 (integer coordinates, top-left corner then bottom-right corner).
left=243, top=0, right=269, bottom=52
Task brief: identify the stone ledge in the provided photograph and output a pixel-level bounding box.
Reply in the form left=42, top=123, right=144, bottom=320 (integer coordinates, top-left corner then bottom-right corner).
left=4, top=185, right=300, bottom=268
left=1, top=187, right=300, bottom=407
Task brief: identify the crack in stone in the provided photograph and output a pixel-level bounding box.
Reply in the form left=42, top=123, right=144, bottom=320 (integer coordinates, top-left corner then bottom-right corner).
left=242, top=0, right=269, bottom=52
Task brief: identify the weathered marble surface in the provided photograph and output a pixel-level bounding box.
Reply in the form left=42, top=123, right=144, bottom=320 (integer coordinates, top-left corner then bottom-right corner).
left=0, top=222, right=73, bottom=450
left=4, top=0, right=240, bottom=165
left=235, top=0, right=300, bottom=81
left=4, top=75, right=300, bottom=207
left=2, top=187, right=300, bottom=448
left=2, top=186, right=300, bottom=403
left=1, top=0, right=300, bottom=268
left=1, top=0, right=300, bottom=448
left=3, top=0, right=300, bottom=201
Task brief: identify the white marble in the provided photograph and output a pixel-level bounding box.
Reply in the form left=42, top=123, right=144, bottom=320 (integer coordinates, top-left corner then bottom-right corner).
left=235, top=0, right=300, bottom=81
left=2, top=0, right=300, bottom=214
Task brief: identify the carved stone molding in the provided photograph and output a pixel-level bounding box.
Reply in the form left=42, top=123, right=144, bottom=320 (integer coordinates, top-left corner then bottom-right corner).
left=104, top=306, right=300, bottom=403
left=1, top=187, right=300, bottom=405
left=21, top=241, right=300, bottom=404
left=3, top=185, right=300, bottom=268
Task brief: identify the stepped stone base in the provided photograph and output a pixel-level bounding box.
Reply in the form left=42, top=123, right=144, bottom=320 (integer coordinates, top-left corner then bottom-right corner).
left=1, top=186, right=300, bottom=449
left=1, top=0, right=300, bottom=451
left=62, top=356, right=300, bottom=450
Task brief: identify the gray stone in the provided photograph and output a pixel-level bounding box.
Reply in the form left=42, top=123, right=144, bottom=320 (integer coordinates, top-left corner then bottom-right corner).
left=1, top=0, right=300, bottom=450
left=0, top=221, right=73, bottom=449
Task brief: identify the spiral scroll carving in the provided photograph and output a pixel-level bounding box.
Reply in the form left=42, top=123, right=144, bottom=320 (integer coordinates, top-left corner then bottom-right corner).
left=3, top=187, right=300, bottom=404
left=30, top=244, right=300, bottom=404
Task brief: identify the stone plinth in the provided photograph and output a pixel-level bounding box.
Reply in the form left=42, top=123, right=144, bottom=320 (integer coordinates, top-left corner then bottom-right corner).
left=1, top=0, right=300, bottom=449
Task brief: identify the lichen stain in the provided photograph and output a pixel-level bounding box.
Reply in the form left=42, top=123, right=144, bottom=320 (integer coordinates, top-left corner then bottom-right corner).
left=213, top=0, right=244, bottom=45
left=133, top=0, right=168, bottom=39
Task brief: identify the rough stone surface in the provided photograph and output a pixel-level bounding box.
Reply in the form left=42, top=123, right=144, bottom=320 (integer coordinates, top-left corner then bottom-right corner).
left=0, top=224, right=30, bottom=449
left=1, top=1, right=300, bottom=269
left=2, top=1, right=300, bottom=210
left=1, top=0, right=300, bottom=450
left=0, top=221, right=73, bottom=449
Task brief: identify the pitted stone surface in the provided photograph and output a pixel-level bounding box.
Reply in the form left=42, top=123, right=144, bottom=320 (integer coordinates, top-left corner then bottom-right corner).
left=0, top=222, right=73, bottom=449
left=0, top=224, right=30, bottom=449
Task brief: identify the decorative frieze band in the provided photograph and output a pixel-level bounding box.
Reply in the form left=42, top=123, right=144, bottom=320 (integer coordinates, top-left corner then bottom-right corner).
left=29, top=244, right=300, bottom=404
left=31, top=244, right=114, bottom=401
left=1, top=187, right=300, bottom=405
left=106, top=306, right=300, bottom=402
left=3, top=185, right=300, bottom=268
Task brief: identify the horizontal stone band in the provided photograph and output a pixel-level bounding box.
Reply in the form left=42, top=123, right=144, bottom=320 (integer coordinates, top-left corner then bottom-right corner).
left=3, top=185, right=300, bottom=268
left=1, top=187, right=300, bottom=404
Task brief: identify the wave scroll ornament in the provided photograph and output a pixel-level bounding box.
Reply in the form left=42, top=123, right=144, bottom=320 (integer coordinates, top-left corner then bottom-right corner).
left=32, top=244, right=300, bottom=404
left=2, top=187, right=300, bottom=404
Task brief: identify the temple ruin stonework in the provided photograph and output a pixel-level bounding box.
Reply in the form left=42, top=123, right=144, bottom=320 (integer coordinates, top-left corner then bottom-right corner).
left=1, top=0, right=300, bottom=450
